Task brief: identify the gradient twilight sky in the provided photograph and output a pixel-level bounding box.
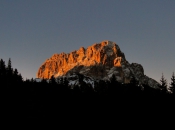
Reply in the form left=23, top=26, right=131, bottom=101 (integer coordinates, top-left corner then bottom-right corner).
left=0, top=0, right=174, bottom=83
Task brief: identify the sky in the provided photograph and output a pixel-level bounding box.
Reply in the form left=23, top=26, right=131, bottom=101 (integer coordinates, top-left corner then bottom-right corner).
left=0, top=0, right=174, bottom=83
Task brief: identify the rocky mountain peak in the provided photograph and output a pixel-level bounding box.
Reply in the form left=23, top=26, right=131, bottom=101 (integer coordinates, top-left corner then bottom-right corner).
left=37, top=40, right=159, bottom=88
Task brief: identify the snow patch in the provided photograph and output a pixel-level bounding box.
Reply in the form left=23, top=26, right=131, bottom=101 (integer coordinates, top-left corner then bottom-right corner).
left=35, top=78, right=42, bottom=82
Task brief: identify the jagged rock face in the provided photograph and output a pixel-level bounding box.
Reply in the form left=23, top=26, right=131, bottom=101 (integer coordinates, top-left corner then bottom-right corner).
left=37, top=41, right=125, bottom=78
left=37, top=40, right=159, bottom=88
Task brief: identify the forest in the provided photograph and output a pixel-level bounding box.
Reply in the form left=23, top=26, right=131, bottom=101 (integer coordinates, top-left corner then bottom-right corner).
left=1, top=58, right=174, bottom=118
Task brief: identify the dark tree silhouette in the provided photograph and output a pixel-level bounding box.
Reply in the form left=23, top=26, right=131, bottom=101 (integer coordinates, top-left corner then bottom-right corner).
left=1, top=58, right=174, bottom=118
left=169, top=72, right=175, bottom=94
left=50, top=75, right=57, bottom=85
left=7, top=58, right=12, bottom=71
left=159, top=73, right=168, bottom=94
left=0, top=59, right=6, bottom=70
left=130, top=75, right=139, bottom=86
left=0, top=59, right=6, bottom=82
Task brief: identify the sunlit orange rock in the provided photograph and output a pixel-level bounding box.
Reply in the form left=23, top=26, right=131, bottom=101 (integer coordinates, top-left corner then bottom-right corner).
left=37, top=40, right=126, bottom=79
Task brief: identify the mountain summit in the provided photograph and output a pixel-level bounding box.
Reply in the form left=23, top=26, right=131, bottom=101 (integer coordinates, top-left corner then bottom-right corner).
left=37, top=40, right=159, bottom=88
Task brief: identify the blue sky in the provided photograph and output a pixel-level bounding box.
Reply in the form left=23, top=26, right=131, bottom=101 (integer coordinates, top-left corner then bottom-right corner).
left=0, top=0, right=174, bottom=83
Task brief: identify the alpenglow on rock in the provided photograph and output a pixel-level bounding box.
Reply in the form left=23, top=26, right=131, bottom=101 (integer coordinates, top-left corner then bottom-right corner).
left=37, top=40, right=159, bottom=88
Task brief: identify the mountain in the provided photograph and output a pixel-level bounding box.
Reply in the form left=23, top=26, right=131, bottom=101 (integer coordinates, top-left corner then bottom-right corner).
left=37, top=40, right=159, bottom=88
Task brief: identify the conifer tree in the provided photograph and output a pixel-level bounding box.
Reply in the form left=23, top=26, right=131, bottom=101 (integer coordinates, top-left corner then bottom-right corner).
left=169, top=72, right=175, bottom=94
left=0, top=59, right=6, bottom=74
left=30, top=78, right=34, bottom=82
left=130, top=75, right=138, bottom=86
left=0, top=59, right=6, bottom=82
left=50, top=75, right=56, bottom=84
left=7, top=58, right=12, bottom=71
left=159, top=73, right=168, bottom=94
left=63, top=77, right=68, bottom=87
left=12, top=68, right=18, bottom=82
left=14, top=69, right=18, bottom=75
left=6, top=58, right=13, bottom=82
left=110, top=74, right=116, bottom=83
